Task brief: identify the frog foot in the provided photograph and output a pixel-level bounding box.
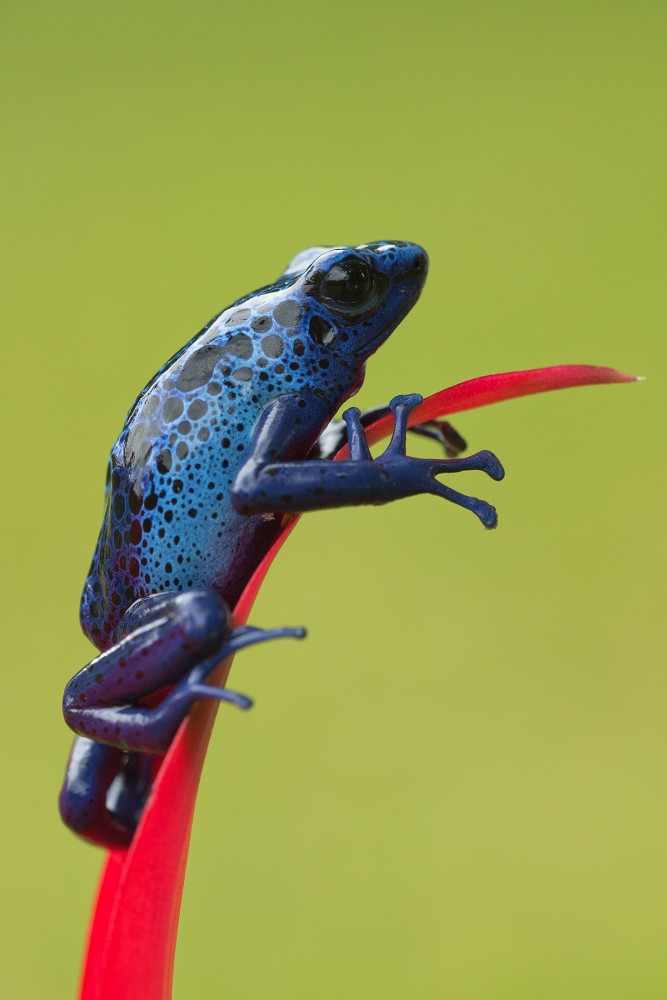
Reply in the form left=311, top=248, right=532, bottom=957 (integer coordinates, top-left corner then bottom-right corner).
left=342, top=393, right=504, bottom=528
left=162, top=623, right=307, bottom=717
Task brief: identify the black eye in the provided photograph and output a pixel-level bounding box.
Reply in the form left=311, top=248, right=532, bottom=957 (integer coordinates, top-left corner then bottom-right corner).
left=319, top=257, right=374, bottom=307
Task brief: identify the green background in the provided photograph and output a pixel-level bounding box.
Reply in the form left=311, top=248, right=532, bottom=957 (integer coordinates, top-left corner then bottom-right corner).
left=1, top=2, right=665, bottom=997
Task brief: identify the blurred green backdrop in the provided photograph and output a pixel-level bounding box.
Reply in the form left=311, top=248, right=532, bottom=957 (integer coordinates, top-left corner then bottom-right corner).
left=1, top=2, right=665, bottom=997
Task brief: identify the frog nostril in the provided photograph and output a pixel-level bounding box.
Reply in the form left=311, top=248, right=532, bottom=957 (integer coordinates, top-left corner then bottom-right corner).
left=412, top=253, right=426, bottom=274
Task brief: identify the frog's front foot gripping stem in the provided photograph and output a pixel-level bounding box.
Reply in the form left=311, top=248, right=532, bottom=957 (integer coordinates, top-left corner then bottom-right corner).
left=344, top=393, right=504, bottom=528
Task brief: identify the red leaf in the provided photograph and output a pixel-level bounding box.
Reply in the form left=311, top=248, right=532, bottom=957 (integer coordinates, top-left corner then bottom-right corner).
left=78, top=365, right=637, bottom=999
left=336, top=365, right=638, bottom=457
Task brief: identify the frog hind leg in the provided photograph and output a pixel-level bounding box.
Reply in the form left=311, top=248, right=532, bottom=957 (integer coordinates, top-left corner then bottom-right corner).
left=63, top=588, right=304, bottom=753
left=59, top=737, right=147, bottom=848
left=405, top=418, right=467, bottom=457
left=60, top=588, right=304, bottom=846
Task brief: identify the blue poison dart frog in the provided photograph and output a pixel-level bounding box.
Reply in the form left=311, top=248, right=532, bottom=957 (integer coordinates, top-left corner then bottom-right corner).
left=60, top=241, right=504, bottom=848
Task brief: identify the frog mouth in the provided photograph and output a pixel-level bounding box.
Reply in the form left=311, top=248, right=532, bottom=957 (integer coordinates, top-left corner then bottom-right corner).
left=356, top=281, right=423, bottom=353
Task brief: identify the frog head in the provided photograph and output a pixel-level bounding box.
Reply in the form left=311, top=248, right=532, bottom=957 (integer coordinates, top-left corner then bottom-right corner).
left=283, top=240, right=428, bottom=359
left=268, top=241, right=429, bottom=407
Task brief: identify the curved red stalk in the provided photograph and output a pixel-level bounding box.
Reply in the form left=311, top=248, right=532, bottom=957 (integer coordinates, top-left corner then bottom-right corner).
left=78, top=365, right=637, bottom=1000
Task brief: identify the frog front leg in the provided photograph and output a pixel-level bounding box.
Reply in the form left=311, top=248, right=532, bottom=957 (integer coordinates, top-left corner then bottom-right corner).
left=60, top=588, right=304, bottom=846
left=234, top=392, right=504, bottom=527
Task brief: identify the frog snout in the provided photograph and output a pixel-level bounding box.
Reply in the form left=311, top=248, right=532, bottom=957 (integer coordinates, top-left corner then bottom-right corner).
left=394, top=244, right=429, bottom=291
left=410, top=248, right=429, bottom=279
left=388, top=242, right=429, bottom=286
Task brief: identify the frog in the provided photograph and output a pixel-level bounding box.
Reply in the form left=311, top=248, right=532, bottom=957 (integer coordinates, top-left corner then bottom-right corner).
left=60, top=241, right=504, bottom=849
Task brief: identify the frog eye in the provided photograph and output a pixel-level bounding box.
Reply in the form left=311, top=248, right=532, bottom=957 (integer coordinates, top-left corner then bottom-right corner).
left=319, top=257, right=375, bottom=308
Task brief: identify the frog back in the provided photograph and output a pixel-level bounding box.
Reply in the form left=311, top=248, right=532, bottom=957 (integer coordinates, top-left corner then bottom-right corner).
left=80, top=287, right=345, bottom=648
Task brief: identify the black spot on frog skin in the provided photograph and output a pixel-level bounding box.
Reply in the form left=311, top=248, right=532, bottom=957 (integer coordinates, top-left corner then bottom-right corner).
left=251, top=316, right=272, bottom=333
left=261, top=334, right=284, bottom=358
left=273, top=299, right=302, bottom=329
left=224, top=334, right=253, bottom=360
left=309, top=315, right=337, bottom=346
left=129, top=483, right=143, bottom=514
left=175, top=344, right=227, bottom=391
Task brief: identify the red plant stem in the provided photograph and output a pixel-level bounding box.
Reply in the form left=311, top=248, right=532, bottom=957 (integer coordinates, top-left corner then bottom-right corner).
left=78, top=365, right=637, bottom=1000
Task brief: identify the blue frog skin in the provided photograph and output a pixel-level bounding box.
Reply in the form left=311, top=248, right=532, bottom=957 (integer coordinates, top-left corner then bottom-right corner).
left=60, top=241, right=504, bottom=848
